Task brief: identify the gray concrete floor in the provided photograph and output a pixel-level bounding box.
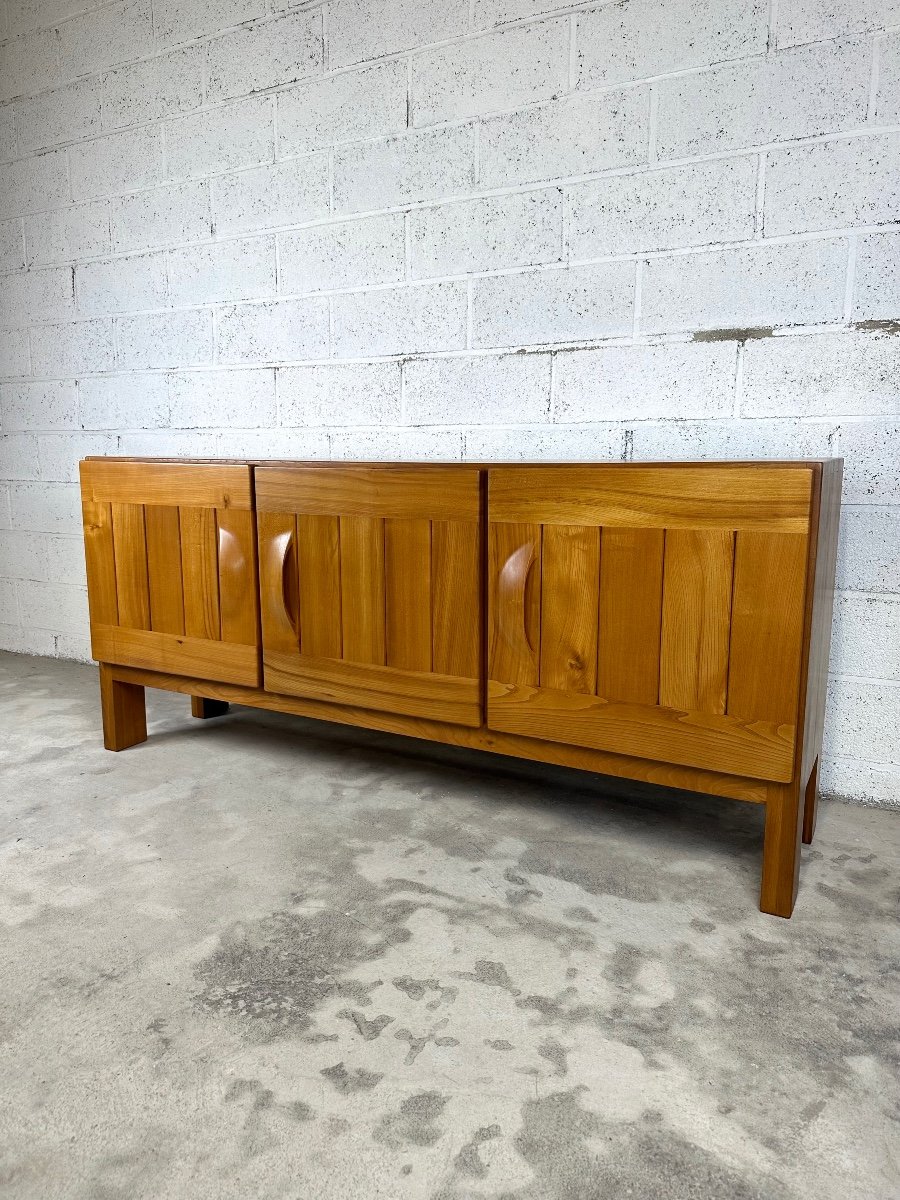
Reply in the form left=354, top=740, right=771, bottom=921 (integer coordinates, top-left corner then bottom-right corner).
left=0, top=652, right=898, bottom=1200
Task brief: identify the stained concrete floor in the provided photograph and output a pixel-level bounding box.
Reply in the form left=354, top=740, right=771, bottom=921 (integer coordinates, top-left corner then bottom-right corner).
left=0, top=652, right=898, bottom=1200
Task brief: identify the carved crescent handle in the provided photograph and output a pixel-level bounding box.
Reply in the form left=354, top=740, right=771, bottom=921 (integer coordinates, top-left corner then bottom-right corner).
left=268, top=526, right=298, bottom=640
left=498, top=541, right=536, bottom=656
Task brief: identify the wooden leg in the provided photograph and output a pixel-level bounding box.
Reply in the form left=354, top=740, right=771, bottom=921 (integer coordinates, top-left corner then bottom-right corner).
left=759, top=779, right=804, bottom=918
left=191, top=696, right=230, bottom=719
left=802, top=756, right=819, bottom=845
left=99, top=664, right=147, bottom=752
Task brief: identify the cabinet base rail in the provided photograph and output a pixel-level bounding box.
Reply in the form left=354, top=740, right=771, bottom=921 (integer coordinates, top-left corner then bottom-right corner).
left=98, top=662, right=819, bottom=920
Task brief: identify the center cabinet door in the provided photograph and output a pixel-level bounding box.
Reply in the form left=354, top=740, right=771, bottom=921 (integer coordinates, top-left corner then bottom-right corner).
left=256, top=466, right=482, bottom=727
left=487, top=465, right=815, bottom=781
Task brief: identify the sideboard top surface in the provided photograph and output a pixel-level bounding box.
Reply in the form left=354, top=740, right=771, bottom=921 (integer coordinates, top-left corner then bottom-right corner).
left=83, top=456, right=840, bottom=469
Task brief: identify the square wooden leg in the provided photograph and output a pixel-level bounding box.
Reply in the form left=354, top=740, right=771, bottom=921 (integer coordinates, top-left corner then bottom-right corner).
left=99, top=664, right=147, bottom=752
left=191, top=696, right=230, bottom=719
left=760, top=779, right=803, bottom=918
left=802, top=756, right=819, bottom=845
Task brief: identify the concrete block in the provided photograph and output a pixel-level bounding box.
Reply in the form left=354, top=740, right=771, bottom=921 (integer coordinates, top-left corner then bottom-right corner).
left=9, top=481, right=82, bottom=533
left=278, top=215, right=404, bottom=294
left=821, top=754, right=900, bottom=808
left=328, top=426, right=464, bottom=460
left=155, top=0, right=268, bottom=48
left=0, top=330, right=31, bottom=378
left=0, top=529, right=49, bottom=581
left=118, top=428, right=221, bottom=457
left=0, top=265, right=73, bottom=328
left=16, top=580, right=89, bottom=635
left=334, top=126, right=475, bottom=215
left=464, top=422, right=626, bottom=461
left=410, top=189, right=562, bottom=279
left=555, top=343, right=736, bottom=423
left=76, top=374, right=169, bottom=429
left=216, top=427, right=331, bottom=458
left=839, top=421, right=900, bottom=504
left=111, top=181, right=212, bottom=254
left=43, top=534, right=89, bottom=585
left=211, top=156, right=329, bottom=234
left=168, top=368, right=275, bottom=427
left=836, top=506, right=899, bottom=593
left=216, top=297, right=329, bottom=363
left=116, top=310, right=214, bottom=370
left=37, top=431, right=117, bottom=481
left=0, top=150, right=69, bottom=220
left=206, top=11, right=322, bottom=103
left=568, top=157, right=756, bottom=258
left=641, top=240, right=848, bottom=334
left=70, top=128, right=163, bottom=201
left=0, top=579, right=19, bottom=624
left=0, top=624, right=62, bottom=655
left=165, top=95, right=273, bottom=182
left=332, top=281, right=468, bottom=357
left=0, top=218, right=25, bottom=272
left=103, top=45, right=205, bottom=130
left=765, top=134, right=900, bottom=237
left=0, top=102, right=16, bottom=161
left=576, top=0, right=767, bottom=90
left=18, top=77, right=102, bottom=153
left=0, top=30, right=59, bottom=104
left=1, top=380, right=77, bottom=430
left=26, top=200, right=110, bottom=266
left=0, top=433, right=40, bottom=480
left=277, top=362, right=401, bottom=427
left=480, top=88, right=647, bottom=189
left=76, top=251, right=168, bottom=316
left=168, top=236, right=275, bottom=306
left=656, top=39, right=871, bottom=159
left=472, top=262, right=634, bottom=348
left=833, top=592, right=900, bottom=682
left=0, top=485, right=9, bottom=529
left=823, top=677, right=900, bottom=765
left=774, top=0, right=895, bottom=48
left=853, top=232, right=900, bottom=320
left=8, top=0, right=112, bottom=37
left=404, top=353, right=551, bottom=425
left=629, top=416, right=838, bottom=461
left=473, top=0, right=574, bottom=27
left=58, top=0, right=154, bottom=78
left=277, top=59, right=407, bottom=158
left=877, top=31, right=900, bottom=123
left=328, top=0, right=468, bottom=70
left=31, top=319, right=115, bottom=376
left=412, top=19, right=568, bottom=127
left=742, top=332, right=900, bottom=417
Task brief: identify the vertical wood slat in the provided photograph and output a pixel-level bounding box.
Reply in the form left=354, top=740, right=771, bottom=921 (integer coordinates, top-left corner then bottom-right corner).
left=489, top=522, right=541, bottom=686
left=597, top=527, right=665, bottom=705
left=179, top=506, right=220, bottom=642
left=82, top=500, right=118, bottom=626
left=258, top=511, right=298, bottom=655
left=340, top=515, right=385, bottom=666
left=218, top=507, right=258, bottom=647
left=145, top=505, right=184, bottom=635
left=659, top=529, right=735, bottom=715
left=432, top=520, right=480, bottom=680
left=385, top=518, right=432, bottom=672
left=539, top=524, right=600, bottom=695
left=728, top=531, right=809, bottom=726
left=297, top=514, right=342, bottom=659
left=111, top=502, right=150, bottom=630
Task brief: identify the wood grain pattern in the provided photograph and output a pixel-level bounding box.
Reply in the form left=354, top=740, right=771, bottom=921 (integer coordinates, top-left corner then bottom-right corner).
left=179, top=506, right=221, bottom=641
left=257, top=511, right=298, bottom=656
left=490, top=465, right=813, bottom=531
left=597, top=527, right=664, bottom=705
left=145, top=505, right=184, bottom=635
left=659, top=530, right=734, bottom=716
left=539, top=524, right=599, bottom=694
left=81, top=460, right=252, bottom=509
left=340, top=515, right=386, bottom=666
left=296, top=514, right=342, bottom=659
left=264, top=650, right=480, bottom=727
left=760, top=778, right=803, bottom=917
left=488, top=680, right=795, bottom=781
left=82, top=500, right=118, bottom=626
left=93, top=625, right=259, bottom=685
left=385, top=518, right=432, bottom=672
left=99, top=663, right=146, bottom=751
left=111, top=502, right=150, bottom=630
left=218, top=507, right=258, bottom=646
left=257, top=466, right=480, bottom=520
left=489, top=522, right=541, bottom=688
left=431, top=519, right=480, bottom=680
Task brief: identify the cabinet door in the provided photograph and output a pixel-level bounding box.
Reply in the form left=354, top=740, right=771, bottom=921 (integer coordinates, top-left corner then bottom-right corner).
left=81, top=460, right=260, bottom=685
left=487, top=465, right=815, bottom=781
left=256, top=466, right=481, bottom=726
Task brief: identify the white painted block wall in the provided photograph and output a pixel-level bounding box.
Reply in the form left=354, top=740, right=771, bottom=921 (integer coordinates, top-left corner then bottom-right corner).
left=1, top=0, right=899, bottom=807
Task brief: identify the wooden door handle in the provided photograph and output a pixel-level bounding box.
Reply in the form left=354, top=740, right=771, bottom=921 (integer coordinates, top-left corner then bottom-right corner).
left=498, top=541, right=536, bottom=655
left=268, top=526, right=298, bottom=639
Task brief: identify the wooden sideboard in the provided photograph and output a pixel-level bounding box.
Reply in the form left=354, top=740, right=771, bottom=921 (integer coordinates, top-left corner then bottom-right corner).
left=80, top=457, right=842, bottom=919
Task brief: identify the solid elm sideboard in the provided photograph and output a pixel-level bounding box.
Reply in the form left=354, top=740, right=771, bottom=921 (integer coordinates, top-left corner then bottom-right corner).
left=79, top=457, right=842, bottom=919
